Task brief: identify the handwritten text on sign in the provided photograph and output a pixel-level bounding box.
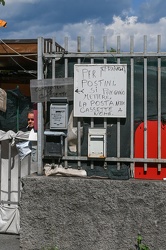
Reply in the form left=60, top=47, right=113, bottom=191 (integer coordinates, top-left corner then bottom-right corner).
left=74, top=64, right=127, bottom=118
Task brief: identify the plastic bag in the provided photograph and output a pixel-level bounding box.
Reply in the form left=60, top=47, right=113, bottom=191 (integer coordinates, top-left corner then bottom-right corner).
left=16, top=140, right=31, bottom=161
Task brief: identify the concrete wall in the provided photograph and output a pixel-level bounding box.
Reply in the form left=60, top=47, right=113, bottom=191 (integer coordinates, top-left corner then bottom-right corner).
left=20, top=176, right=166, bottom=250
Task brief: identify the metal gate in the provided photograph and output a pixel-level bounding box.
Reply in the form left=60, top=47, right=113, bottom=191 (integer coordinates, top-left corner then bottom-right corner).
left=0, top=140, right=31, bottom=206
left=1, top=34, right=166, bottom=206
left=32, top=35, right=166, bottom=179
left=0, top=138, right=32, bottom=233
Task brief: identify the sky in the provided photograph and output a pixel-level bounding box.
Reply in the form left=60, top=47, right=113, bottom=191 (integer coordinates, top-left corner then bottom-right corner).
left=1, top=0, right=166, bottom=52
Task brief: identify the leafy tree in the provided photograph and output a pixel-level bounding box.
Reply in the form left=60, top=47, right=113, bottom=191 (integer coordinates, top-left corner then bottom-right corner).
left=107, top=47, right=116, bottom=53
left=110, top=47, right=116, bottom=52
left=0, top=0, right=7, bottom=27
left=0, top=0, right=6, bottom=27
left=0, top=0, right=5, bottom=6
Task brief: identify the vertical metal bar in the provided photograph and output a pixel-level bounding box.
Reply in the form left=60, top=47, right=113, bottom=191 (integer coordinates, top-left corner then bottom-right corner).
left=103, top=37, right=107, bottom=129
left=16, top=86, right=20, bottom=131
left=157, top=35, right=161, bottom=54
left=77, top=37, right=81, bottom=169
left=103, top=36, right=107, bottom=63
left=77, top=119, right=81, bottom=169
left=64, top=37, right=68, bottom=168
left=77, top=36, right=81, bottom=53
left=0, top=142, right=1, bottom=202
left=64, top=37, right=68, bottom=53
left=144, top=35, right=147, bottom=56
left=52, top=37, right=56, bottom=79
left=37, top=37, right=44, bottom=175
left=48, top=39, right=51, bottom=53
left=117, top=36, right=121, bottom=54
left=45, top=40, right=48, bottom=53
left=44, top=40, right=48, bottom=121
left=130, top=36, right=135, bottom=176
left=130, top=36, right=134, bottom=54
left=117, top=36, right=121, bottom=170
left=143, top=35, right=148, bottom=172
left=103, top=37, right=107, bottom=170
left=77, top=58, right=81, bottom=64
left=28, top=154, right=31, bottom=175
left=90, top=36, right=94, bottom=54
left=8, top=140, right=12, bottom=204
left=56, top=45, right=59, bottom=53
left=157, top=35, right=161, bottom=172
left=90, top=36, right=94, bottom=169
left=90, top=115, right=94, bottom=170
left=17, top=156, right=21, bottom=203
left=90, top=36, right=94, bottom=64
left=90, top=119, right=94, bottom=128
left=103, top=36, right=107, bottom=54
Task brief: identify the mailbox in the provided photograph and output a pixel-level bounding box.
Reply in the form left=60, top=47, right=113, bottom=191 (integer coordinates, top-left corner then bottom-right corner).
left=88, top=128, right=106, bottom=158
left=50, top=97, right=68, bottom=130
left=44, top=131, right=66, bottom=158
left=44, top=97, right=68, bottom=159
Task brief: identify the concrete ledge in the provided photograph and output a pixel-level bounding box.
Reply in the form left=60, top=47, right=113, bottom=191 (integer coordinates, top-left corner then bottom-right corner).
left=20, top=176, right=166, bottom=250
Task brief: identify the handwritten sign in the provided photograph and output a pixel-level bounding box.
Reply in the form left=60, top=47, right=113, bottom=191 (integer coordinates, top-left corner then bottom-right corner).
left=30, top=78, right=74, bottom=103
left=74, top=64, right=127, bottom=118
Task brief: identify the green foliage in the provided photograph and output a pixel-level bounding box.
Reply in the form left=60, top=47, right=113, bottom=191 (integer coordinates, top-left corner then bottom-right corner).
left=42, top=246, right=58, bottom=250
left=136, top=234, right=150, bottom=250
left=110, top=47, right=116, bottom=52
left=107, top=47, right=116, bottom=52
left=0, top=0, right=5, bottom=6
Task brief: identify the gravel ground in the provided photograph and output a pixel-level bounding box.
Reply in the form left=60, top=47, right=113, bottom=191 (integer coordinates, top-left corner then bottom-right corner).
left=0, top=233, right=20, bottom=250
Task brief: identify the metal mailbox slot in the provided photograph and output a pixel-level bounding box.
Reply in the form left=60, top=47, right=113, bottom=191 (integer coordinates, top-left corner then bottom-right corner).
left=50, top=97, right=68, bottom=130
left=44, top=131, right=66, bottom=158
left=88, top=128, right=106, bottom=158
left=44, top=98, right=68, bottom=160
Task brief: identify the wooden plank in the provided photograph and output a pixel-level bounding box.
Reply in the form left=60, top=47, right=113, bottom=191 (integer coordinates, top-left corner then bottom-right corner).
left=0, top=43, right=37, bottom=54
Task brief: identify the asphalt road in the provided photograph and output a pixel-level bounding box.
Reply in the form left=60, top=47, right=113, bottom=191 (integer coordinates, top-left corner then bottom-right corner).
left=0, top=233, right=20, bottom=250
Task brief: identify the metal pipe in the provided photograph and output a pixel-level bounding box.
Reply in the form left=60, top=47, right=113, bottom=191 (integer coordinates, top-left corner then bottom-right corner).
left=157, top=35, right=161, bottom=172
left=17, top=156, right=21, bottom=203
left=64, top=37, right=69, bottom=169
left=61, top=155, right=166, bottom=163
left=37, top=37, right=44, bottom=175
left=90, top=37, right=95, bottom=170
left=0, top=142, right=1, bottom=201
left=143, top=57, right=147, bottom=172
left=130, top=57, right=134, bottom=177
left=117, top=36, right=121, bottom=171
left=77, top=37, right=81, bottom=169
left=8, top=140, right=12, bottom=204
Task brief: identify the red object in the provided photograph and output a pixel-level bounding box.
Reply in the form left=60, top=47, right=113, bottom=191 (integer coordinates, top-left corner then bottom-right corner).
left=134, top=121, right=166, bottom=180
left=33, top=103, right=38, bottom=132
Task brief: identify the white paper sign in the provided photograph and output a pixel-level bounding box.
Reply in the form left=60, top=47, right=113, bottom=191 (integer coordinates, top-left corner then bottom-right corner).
left=74, top=64, right=127, bottom=118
